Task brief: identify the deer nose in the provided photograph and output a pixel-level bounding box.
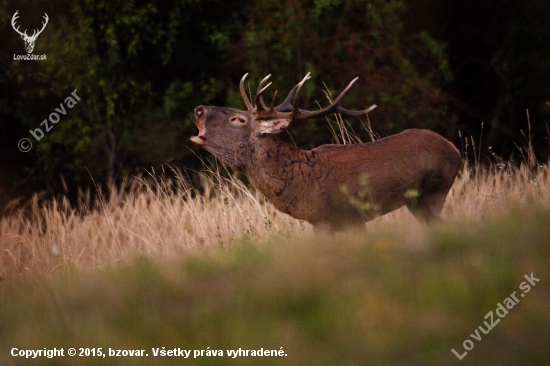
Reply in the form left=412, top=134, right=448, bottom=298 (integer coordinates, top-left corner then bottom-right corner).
left=194, top=106, right=204, bottom=118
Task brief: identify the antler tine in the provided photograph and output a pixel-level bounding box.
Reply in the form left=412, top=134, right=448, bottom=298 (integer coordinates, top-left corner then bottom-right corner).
left=255, top=75, right=273, bottom=111
left=239, top=73, right=254, bottom=111
left=255, top=74, right=271, bottom=110
left=334, top=103, right=377, bottom=116
left=37, top=13, right=49, bottom=35
left=11, top=10, right=19, bottom=25
left=11, top=10, right=27, bottom=37
left=294, top=76, right=375, bottom=120
left=266, top=73, right=312, bottom=113
left=257, top=73, right=311, bottom=119
left=269, top=90, right=278, bottom=111
left=271, top=84, right=296, bottom=112
left=293, top=73, right=311, bottom=104
left=257, top=73, right=312, bottom=113
left=326, top=77, right=359, bottom=109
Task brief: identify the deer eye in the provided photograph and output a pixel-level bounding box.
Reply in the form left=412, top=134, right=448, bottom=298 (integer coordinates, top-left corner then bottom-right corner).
left=231, top=116, right=246, bottom=123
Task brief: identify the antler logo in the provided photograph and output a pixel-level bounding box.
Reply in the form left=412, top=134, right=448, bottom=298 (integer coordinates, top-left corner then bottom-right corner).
left=11, top=10, right=49, bottom=54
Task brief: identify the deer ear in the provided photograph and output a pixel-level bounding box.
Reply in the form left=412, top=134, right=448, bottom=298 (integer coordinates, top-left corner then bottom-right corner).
left=258, top=118, right=292, bottom=134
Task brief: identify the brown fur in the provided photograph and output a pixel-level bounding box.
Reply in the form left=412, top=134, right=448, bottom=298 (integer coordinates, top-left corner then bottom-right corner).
left=192, top=105, right=460, bottom=232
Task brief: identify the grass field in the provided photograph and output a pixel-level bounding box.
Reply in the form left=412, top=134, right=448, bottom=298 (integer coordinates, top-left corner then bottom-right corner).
left=1, top=160, right=550, bottom=365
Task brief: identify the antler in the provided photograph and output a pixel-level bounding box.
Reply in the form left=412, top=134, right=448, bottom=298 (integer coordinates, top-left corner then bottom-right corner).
left=11, top=11, right=27, bottom=37
left=293, top=76, right=377, bottom=120
left=11, top=11, right=48, bottom=40
left=239, top=73, right=254, bottom=111
left=31, top=13, right=49, bottom=39
left=255, top=74, right=305, bottom=113
left=243, top=73, right=376, bottom=121
left=255, top=73, right=310, bottom=116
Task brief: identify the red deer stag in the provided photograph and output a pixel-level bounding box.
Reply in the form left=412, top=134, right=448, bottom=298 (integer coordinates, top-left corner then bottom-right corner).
left=191, top=73, right=460, bottom=232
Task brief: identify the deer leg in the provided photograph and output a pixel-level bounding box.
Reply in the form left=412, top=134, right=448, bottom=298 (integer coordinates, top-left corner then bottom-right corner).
left=406, top=191, right=448, bottom=224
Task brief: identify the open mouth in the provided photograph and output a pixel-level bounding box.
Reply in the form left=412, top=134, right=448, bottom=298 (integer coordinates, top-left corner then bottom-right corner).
left=190, top=125, right=206, bottom=145
left=190, top=135, right=205, bottom=145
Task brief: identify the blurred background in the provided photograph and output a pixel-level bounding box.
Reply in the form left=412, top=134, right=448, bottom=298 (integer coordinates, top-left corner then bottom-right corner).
left=1, top=4, right=550, bottom=364
left=1, top=0, right=549, bottom=204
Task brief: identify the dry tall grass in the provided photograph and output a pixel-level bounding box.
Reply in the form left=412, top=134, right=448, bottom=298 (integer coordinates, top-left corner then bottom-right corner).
left=1, top=158, right=548, bottom=282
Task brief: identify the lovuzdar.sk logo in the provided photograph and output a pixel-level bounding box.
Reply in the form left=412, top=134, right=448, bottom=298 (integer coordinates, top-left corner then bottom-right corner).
left=11, top=10, right=48, bottom=61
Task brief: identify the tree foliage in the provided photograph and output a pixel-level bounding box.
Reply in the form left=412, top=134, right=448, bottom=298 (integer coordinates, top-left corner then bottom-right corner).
left=0, top=0, right=549, bottom=196
left=227, top=0, right=453, bottom=147
left=1, top=0, right=243, bottom=193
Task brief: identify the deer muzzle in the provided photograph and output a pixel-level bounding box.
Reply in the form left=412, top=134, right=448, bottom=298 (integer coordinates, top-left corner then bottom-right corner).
left=191, top=106, right=206, bottom=145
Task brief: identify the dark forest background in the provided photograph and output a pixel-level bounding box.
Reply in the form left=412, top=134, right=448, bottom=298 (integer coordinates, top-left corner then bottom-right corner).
left=1, top=0, right=549, bottom=203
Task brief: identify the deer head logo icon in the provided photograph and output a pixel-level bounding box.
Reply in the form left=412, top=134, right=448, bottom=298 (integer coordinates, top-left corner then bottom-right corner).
left=11, top=11, right=49, bottom=54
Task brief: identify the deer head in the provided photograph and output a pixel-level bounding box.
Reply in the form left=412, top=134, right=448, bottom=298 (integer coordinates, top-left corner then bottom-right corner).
left=191, top=73, right=376, bottom=169
left=191, top=74, right=459, bottom=232
left=11, top=11, right=49, bottom=54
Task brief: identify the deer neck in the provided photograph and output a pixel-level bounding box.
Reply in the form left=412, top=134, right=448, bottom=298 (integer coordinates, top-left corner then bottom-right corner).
left=244, top=135, right=319, bottom=220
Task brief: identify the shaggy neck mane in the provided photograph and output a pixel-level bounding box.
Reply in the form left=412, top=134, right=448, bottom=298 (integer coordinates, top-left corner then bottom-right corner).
left=243, top=135, right=321, bottom=221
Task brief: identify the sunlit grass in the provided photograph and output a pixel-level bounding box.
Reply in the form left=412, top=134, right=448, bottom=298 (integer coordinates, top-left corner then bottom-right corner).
left=1, top=135, right=550, bottom=364
left=0, top=160, right=549, bottom=281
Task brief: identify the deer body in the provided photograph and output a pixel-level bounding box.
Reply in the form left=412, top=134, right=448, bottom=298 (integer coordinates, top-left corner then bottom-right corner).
left=191, top=74, right=460, bottom=231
